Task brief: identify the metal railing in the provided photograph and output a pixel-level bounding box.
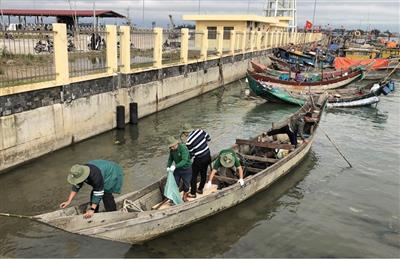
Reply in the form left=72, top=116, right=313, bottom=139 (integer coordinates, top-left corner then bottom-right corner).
left=188, top=30, right=203, bottom=60
left=222, top=30, right=231, bottom=55
left=162, top=29, right=182, bottom=65
left=68, top=28, right=108, bottom=78
left=0, top=23, right=321, bottom=89
left=207, top=31, right=220, bottom=57
left=0, top=30, right=56, bottom=87
left=130, top=29, right=155, bottom=69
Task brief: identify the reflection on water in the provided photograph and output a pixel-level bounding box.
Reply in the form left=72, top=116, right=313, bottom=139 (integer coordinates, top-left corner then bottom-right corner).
left=327, top=105, right=389, bottom=126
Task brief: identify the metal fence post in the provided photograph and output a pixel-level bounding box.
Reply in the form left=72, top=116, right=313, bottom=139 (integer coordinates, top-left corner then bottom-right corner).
left=200, top=29, right=208, bottom=61
left=106, top=25, right=118, bottom=74
left=119, top=26, right=131, bottom=73
left=180, top=28, right=189, bottom=64
left=153, top=27, right=163, bottom=68
left=53, top=23, right=69, bottom=84
left=230, top=30, right=235, bottom=56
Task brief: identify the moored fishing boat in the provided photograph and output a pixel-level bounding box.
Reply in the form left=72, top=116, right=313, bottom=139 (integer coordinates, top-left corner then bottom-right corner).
left=34, top=98, right=327, bottom=244
left=247, top=72, right=395, bottom=108
left=251, top=60, right=356, bottom=82
left=248, top=68, right=364, bottom=92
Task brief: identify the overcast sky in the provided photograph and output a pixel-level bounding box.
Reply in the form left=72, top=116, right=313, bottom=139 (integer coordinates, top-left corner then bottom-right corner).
left=1, top=0, right=399, bottom=31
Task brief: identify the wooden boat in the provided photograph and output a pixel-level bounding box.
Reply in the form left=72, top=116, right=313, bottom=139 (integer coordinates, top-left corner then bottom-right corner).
left=252, top=61, right=355, bottom=82
left=247, top=72, right=394, bottom=108
left=248, top=69, right=364, bottom=92
left=275, top=48, right=335, bottom=67
left=34, top=99, right=327, bottom=244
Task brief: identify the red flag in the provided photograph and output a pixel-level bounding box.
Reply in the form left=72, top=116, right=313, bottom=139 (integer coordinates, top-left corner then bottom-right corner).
left=305, top=20, right=313, bottom=30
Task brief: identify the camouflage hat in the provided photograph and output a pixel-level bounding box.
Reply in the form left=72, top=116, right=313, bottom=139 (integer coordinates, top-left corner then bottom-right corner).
left=167, top=136, right=179, bottom=147
left=67, top=164, right=90, bottom=185
left=180, top=123, right=194, bottom=134
left=220, top=153, right=235, bottom=168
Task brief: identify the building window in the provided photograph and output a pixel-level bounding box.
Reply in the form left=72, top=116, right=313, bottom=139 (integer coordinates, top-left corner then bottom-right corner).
left=207, top=27, right=217, bottom=39
left=223, top=27, right=234, bottom=40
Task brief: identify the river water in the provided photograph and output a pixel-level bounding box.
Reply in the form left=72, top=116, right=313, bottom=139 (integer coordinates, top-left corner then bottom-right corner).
left=0, top=79, right=399, bottom=257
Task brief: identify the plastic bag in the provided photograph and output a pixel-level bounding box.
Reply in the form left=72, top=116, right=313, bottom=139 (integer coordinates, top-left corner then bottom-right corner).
left=163, top=169, right=183, bottom=205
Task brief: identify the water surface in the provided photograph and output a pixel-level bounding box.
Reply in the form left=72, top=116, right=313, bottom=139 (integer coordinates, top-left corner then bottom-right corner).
left=0, top=79, right=399, bottom=257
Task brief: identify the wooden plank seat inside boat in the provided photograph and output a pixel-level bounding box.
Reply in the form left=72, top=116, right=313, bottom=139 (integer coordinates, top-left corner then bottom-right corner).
left=152, top=183, right=219, bottom=210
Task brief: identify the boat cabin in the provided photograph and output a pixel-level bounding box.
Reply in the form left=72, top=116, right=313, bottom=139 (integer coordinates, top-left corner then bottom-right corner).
left=344, top=48, right=380, bottom=60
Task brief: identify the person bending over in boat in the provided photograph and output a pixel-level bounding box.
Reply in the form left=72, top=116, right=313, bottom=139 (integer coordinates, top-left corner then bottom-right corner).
left=167, top=136, right=193, bottom=202
left=59, top=160, right=124, bottom=218
left=205, top=149, right=244, bottom=190
left=266, top=112, right=317, bottom=148
left=180, top=123, right=212, bottom=198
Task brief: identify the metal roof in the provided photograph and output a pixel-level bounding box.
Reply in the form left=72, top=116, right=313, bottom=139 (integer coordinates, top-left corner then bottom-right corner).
left=182, top=14, right=292, bottom=24
left=1, top=9, right=125, bottom=18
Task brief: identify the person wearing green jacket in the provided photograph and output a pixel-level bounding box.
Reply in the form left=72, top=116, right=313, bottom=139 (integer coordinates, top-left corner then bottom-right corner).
left=166, top=136, right=192, bottom=202
left=60, top=160, right=124, bottom=218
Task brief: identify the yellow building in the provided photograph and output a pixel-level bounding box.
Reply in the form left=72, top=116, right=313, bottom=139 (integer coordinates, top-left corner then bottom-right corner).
left=182, top=14, right=291, bottom=49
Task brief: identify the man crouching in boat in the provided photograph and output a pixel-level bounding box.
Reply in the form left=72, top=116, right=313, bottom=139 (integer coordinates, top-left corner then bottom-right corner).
left=59, top=160, right=124, bottom=218
left=167, top=136, right=193, bottom=202
left=266, top=112, right=317, bottom=148
left=205, top=150, right=244, bottom=190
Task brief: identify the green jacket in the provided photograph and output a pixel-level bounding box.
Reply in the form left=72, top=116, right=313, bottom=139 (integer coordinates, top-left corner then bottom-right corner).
left=167, top=143, right=192, bottom=169
left=72, top=160, right=124, bottom=204
left=213, top=149, right=241, bottom=170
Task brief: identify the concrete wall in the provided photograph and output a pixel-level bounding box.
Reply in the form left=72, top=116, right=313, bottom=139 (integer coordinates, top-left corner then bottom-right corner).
left=0, top=51, right=271, bottom=173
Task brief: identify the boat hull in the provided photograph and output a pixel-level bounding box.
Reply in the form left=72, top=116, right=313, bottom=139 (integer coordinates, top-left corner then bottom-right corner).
left=249, top=69, right=363, bottom=92
left=76, top=137, right=314, bottom=244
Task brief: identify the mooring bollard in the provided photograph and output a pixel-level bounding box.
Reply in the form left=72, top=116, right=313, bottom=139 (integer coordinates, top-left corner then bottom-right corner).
left=116, top=105, right=125, bottom=129
left=129, top=102, right=138, bottom=124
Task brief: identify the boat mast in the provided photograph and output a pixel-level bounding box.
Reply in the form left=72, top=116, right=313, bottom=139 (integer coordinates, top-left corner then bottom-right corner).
left=0, top=0, right=4, bottom=30
left=312, top=0, right=317, bottom=32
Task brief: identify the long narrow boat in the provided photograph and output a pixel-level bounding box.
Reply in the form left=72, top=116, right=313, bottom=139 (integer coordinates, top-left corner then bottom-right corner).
left=251, top=61, right=354, bottom=82
left=248, top=68, right=364, bottom=92
left=34, top=98, right=327, bottom=244
left=247, top=72, right=394, bottom=108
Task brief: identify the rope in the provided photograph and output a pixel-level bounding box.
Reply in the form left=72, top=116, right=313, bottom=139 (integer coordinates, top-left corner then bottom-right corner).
left=121, top=199, right=144, bottom=212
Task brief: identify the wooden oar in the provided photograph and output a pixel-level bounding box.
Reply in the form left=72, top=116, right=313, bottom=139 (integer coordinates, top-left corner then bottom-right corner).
left=319, top=126, right=352, bottom=168
left=381, top=62, right=400, bottom=84
left=0, top=212, right=37, bottom=219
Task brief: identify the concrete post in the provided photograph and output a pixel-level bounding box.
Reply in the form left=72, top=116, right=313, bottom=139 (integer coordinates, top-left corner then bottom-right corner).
left=285, top=32, right=288, bottom=45
left=242, top=31, right=247, bottom=52
left=267, top=32, right=271, bottom=48
left=230, top=30, right=235, bottom=56
left=106, top=25, right=118, bottom=74
left=53, top=23, right=69, bottom=84
left=217, top=28, right=223, bottom=56
left=180, top=28, right=189, bottom=64
left=249, top=31, right=255, bottom=51
left=153, top=27, right=163, bottom=68
left=119, top=26, right=131, bottom=73
left=275, top=32, right=279, bottom=47
left=263, top=32, right=268, bottom=49
left=256, top=31, right=262, bottom=50
left=200, top=29, right=208, bottom=61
